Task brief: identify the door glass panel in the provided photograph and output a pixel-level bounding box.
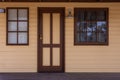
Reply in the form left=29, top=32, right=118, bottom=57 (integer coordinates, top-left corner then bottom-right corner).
left=43, top=13, right=50, bottom=44
left=18, top=9, right=27, bottom=20
left=53, top=48, right=60, bottom=66
left=18, top=22, right=27, bottom=31
left=43, top=48, right=50, bottom=66
left=8, top=9, right=17, bottom=20
left=8, top=22, right=17, bottom=31
left=18, top=32, right=27, bottom=44
left=8, top=32, right=17, bottom=44
left=53, top=13, right=60, bottom=44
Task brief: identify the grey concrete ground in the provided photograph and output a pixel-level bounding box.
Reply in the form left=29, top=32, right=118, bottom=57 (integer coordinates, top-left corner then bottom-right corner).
left=0, top=73, right=120, bottom=80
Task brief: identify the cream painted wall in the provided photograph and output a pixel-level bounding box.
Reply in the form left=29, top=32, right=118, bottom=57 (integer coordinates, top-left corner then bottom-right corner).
left=0, top=2, right=120, bottom=72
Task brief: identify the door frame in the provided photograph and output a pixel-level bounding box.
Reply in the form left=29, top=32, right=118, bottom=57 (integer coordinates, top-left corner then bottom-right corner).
left=37, top=7, right=65, bottom=72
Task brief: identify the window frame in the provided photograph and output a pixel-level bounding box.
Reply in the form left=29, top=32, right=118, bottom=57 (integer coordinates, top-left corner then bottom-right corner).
left=74, top=8, right=109, bottom=45
left=6, top=7, right=29, bottom=45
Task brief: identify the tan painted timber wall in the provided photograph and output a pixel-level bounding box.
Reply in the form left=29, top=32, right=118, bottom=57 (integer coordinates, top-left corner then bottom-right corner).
left=0, top=2, right=120, bottom=72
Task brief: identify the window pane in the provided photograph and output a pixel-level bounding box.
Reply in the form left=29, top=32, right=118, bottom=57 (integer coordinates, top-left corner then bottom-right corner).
left=76, top=33, right=81, bottom=42
left=97, top=21, right=107, bottom=32
left=97, top=11, right=106, bottom=21
left=76, top=22, right=81, bottom=31
left=8, top=22, right=17, bottom=31
left=80, top=22, right=87, bottom=31
left=98, top=32, right=107, bottom=42
left=77, top=11, right=85, bottom=21
left=97, top=22, right=107, bottom=43
left=87, top=11, right=96, bottom=21
left=87, top=22, right=97, bottom=32
left=18, top=22, right=27, bottom=31
left=8, top=9, right=17, bottom=20
left=18, top=32, right=27, bottom=44
left=87, top=32, right=96, bottom=42
left=8, top=32, right=17, bottom=44
left=18, top=9, right=27, bottom=20
left=76, top=21, right=87, bottom=31
left=81, top=32, right=87, bottom=42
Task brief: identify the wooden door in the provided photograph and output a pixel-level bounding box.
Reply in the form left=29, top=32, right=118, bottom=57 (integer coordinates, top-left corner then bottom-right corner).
left=38, top=8, right=65, bottom=72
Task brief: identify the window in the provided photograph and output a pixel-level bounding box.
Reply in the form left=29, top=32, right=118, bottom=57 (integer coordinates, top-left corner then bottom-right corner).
left=7, top=8, right=29, bottom=45
left=74, top=8, right=108, bottom=45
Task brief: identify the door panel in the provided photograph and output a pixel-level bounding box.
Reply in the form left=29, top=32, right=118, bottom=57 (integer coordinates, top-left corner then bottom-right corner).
left=43, top=48, right=50, bottom=66
left=53, top=13, right=60, bottom=44
left=38, top=8, right=65, bottom=72
left=52, top=48, right=60, bottom=66
left=43, top=13, right=50, bottom=44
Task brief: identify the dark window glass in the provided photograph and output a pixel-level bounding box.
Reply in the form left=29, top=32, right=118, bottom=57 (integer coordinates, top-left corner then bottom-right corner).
left=74, top=8, right=108, bottom=45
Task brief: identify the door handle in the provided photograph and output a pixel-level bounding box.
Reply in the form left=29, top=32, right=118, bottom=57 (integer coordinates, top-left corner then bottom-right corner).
left=40, top=34, right=43, bottom=40
left=40, top=36, right=43, bottom=40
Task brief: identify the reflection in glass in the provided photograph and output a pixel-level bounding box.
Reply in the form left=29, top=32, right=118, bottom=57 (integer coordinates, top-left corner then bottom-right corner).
left=77, top=11, right=85, bottom=21
left=81, top=32, right=86, bottom=42
left=8, top=22, right=17, bottom=31
left=75, top=9, right=107, bottom=44
left=97, top=11, right=106, bottom=21
left=80, top=22, right=87, bottom=31
left=87, top=22, right=96, bottom=32
left=87, top=32, right=96, bottom=42
left=8, top=32, right=17, bottom=44
left=18, top=9, right=27, bottom=20
left=98, top=32, right=107, bottom=42
left=18, top=32, right=27, bottom=44
left=76, top=22, right=80, bottom=31
left=8, top=9, right=17, bottom=20
left=76, top=33, right=87, bottom=42
left=76, top=33, right=80, bottom=42
left=87, top=11, right=96, bottom=21
left=97, top=21, right=107, bottom=32
left=18, top=22, right=27, bottom=31
left=77, top=22, right=87, bottom=31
